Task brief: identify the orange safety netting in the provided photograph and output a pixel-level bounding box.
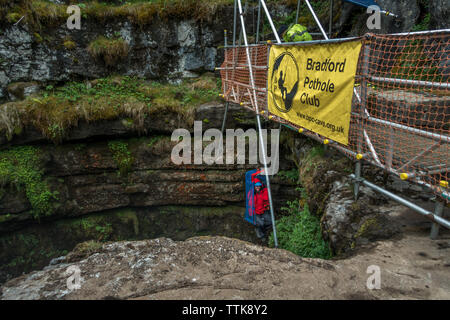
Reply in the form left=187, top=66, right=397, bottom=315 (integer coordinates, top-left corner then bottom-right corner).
left=219, top=31, right=449, bottom=202
left=220, top=44, right=269, bottom=112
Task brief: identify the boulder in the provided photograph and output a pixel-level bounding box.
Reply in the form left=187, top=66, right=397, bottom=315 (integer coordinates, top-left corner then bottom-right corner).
left=6, top=82, right=40, bottom=101
left=321, top=177, right=401, bottom=255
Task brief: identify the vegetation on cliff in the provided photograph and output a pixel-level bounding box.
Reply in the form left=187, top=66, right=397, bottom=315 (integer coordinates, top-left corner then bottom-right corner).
left=108, top=140, right=134, bottom=177
left=269, top=197, right=332, bottom=259
left=1, top=0, right=336, bottom=33
left=0, top=75, right=220, bottom=143
left=87, top=36, right=130, bottom=66
left=0, top=146, right=58, bottom=220
left=0, top=0, right=299, bottom=29
left=268, top=138, right=354, bottom=259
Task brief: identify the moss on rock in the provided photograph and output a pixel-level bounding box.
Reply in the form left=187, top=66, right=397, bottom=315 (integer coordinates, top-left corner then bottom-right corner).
left=65, top=240, right=103, bottom=263
left=0, top=146, right=58, bottom=220
left=354, top=217, right=380, bottom=239
left=108, top=140, right=134, bottom=177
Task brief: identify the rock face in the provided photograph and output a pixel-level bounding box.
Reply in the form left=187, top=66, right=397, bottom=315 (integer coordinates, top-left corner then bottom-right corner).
left=0, top=138, right=296, bottom=227
left=0, top=102, right=296, bottom=232
left=321, top=177, right=401, bottom=255
left=0, top=4, right=291, bottom=100
left=0, top=101, right=300, bottom=284
left=6, top=82, right=40, bottom=101
left=0, top=1, right=444, bottom=100
left=0, top=101, right=258, bottom=147
left=429, top=0, right=450, bottom=30
left=337, top=0, right=420, bottom=36
left=0, top=19, right=220, bottom=99
left=1, top=235, right=449, bottom=300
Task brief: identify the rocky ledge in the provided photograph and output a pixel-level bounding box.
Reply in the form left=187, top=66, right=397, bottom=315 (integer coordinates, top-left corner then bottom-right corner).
left=1, top=233, right=449, bottom=300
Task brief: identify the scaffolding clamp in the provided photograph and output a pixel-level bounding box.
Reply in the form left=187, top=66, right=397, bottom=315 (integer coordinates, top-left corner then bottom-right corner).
left=400, top=173, right=409, bottom=181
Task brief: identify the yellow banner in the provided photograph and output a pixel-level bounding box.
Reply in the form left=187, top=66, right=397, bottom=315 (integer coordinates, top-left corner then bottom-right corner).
left=268, top=40, right=362, bottom=145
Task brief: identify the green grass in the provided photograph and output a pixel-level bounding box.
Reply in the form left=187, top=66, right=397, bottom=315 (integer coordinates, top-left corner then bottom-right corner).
left=0, top=146, right=59, bottom=220
left=269, top=200, right=332, bottom=259
left=277, top=168, right=299, bottom=183
left=63, top=39, right=77, bottom=50
left=412, top=13, right=430, bottom=32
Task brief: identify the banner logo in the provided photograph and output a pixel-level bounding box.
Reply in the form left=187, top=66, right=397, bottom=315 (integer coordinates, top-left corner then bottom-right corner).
left=270, top=52, right=299, bottom=113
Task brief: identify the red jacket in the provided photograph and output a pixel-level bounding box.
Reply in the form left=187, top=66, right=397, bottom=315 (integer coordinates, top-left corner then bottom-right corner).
left=254, top=187, right=269, bottom=215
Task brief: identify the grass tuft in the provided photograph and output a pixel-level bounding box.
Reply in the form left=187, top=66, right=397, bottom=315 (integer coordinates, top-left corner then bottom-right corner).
left=87, top=36, right=129, bottom=66
left=63, top=39, right=77, bottom=50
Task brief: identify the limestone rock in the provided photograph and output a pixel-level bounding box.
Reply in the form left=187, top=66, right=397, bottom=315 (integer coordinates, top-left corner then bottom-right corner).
left=0, top=136, right=299, bottom=233
left=1, top=235, right=449, bottom=300
left=429, top=0, right=450, bottom=30
left=6, top=82, right=40, bottom=101
left=336, top=0, right=420, bottom=36
left=321, top=177, right=401, bottom=255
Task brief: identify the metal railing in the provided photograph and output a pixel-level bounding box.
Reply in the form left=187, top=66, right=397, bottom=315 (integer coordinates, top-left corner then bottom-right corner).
left=219, top=0, right=449, bottom=239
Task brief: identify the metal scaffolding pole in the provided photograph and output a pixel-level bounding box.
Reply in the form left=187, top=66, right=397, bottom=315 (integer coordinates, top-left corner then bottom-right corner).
left=260, top=0, right=281, bottom=43
left=430, top=201, right=444, bottom=239
left=221, top=29, right=230, bottom=134
left=237, top=0, right=279, bottom=247
left=256, top=0, right=262, bottom=44
left=305, top=0, right=328, bottom=40
left=233, top=0, right=237, bottom=45
left=295, top=0, right=301, bottom=24
left=350, top=174, right=450, bottom=231
left=221, top=0, right=238, bottom=134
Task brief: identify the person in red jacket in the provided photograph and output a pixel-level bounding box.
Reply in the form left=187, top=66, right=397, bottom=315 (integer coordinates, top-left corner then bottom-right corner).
left=253, top=181, right=272, bottom=239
